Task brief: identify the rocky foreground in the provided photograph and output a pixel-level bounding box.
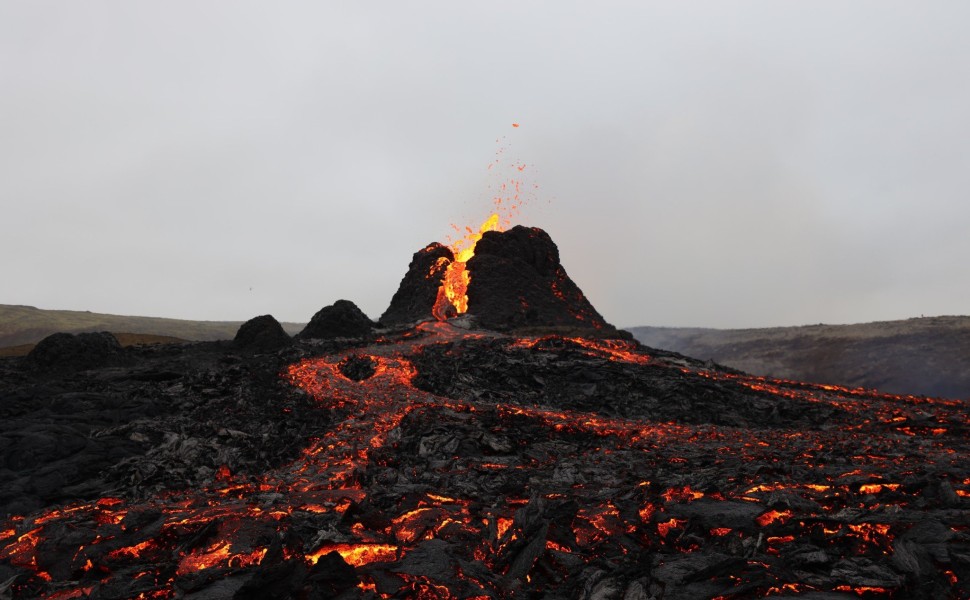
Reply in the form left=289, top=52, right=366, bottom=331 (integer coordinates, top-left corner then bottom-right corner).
left=1, top=318, right=967, bottom=599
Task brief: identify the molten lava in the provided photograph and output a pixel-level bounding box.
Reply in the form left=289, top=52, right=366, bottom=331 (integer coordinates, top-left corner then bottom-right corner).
left=432, top=213, right=501, bottom=320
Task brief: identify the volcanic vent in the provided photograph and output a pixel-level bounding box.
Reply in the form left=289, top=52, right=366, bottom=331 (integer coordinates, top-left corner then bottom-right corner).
left=381, top=223, right=620, bottom=335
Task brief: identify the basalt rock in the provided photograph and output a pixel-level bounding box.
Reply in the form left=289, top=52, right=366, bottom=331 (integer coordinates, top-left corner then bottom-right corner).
left=25, top=331, right=126, bottom=371
left=380, top=243, right=453, bottom=326
left=233, top=315, right=291, bottom=352
left=298, top=300, right=374, bottom=340
left=466, top=226, right=617, bottom=333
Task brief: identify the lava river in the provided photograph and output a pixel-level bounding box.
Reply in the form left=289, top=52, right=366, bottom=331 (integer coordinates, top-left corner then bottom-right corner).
left=1, top=323, right=968, bottom=599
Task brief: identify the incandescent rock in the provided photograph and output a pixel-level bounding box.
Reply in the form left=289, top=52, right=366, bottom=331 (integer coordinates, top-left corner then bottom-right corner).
left=25, top=331, right=125, bottom=370
left=380, top=243, right=453, bottom=326
left=233, top=315, right=291, bottom=352
left=298, top=300, right=374, bottom=340
left=466, top=226, right=617, bottom=333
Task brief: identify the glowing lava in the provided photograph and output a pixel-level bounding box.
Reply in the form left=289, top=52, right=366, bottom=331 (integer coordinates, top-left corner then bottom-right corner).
left=432, top=213, right=501, bottom=320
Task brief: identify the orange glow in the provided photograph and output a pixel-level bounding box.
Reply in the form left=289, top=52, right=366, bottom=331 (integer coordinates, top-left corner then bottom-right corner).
left=175, top=542, right=266, bottom=575
left=0, top=527, right=43, bottom=568
left=496, top=517, right=514, bottom=540
left=430, top=138, right=533, bottom=320
left=847, top=523, right=892, bottom=546
left=307, top=543, right=398, bottom=567
left=765, top=583, right=810, bottom=595
left=859, top=483, right=900, bottom=494
left=662, top=485, right=705, bottom=502
left=176, top=542, right=230, bottom=574
left=766, top=535, right=795, bottom=545
left=574, top=503, right=627, bottom=546
left=638, top=503, right=656, bottom=523
left=835, top=585, right=891, bottom=594
left=545, top=540, right=571, bottom=553
left=390, top=507, right=442, bottom=544
left=433, top=214, right=501, bottom=320
left=108, top=539, right=158, bottom=561
left=657, top=518, right=686, bottom=538
left=755, top=509, right=792, bottom=527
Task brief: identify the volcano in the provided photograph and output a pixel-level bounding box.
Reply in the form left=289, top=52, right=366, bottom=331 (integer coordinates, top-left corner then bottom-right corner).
left=1, top=226, right=968, bottom=599
left=382, top=225, right=622, bottom=336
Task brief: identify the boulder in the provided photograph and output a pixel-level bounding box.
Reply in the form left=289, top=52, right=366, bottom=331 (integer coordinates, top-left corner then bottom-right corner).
left=26, top=331, right=125, bottom=370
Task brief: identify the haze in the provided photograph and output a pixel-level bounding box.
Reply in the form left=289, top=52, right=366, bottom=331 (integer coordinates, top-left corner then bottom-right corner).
left=2, top=2, right=968, bottom=329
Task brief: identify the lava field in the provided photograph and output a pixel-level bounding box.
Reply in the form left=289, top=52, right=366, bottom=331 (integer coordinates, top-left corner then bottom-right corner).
left=1, top=320, right=968, bottom=599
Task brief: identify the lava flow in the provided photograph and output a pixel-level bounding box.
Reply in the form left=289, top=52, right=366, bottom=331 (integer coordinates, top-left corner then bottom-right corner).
left=432, top=213, right=501, bottom=321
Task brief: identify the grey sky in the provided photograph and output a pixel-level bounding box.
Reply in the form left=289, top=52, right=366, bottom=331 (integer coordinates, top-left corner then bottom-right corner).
left=2, top=2, right=968, bottom=328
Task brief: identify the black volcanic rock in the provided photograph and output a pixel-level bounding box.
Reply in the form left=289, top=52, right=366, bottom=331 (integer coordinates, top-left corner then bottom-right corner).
left=380, top=243, right=453, bottom=326
left=466, top=226, right=616, bottom=333
left=0, top=339, right=331, bottom=518
left=233, top=315, right=290, bottom=352
left=26, top=331, right=125, bottom=370
left=298, top=300, right=374, bottom=340
left=339, top=354, right=378, bottom=381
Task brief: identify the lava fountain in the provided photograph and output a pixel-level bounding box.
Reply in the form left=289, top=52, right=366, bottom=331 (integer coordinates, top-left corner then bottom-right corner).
left=431, top=213, right=501, bottom=320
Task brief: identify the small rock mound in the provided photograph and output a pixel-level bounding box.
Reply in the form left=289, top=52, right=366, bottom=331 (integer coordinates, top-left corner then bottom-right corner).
left=233, top=315, right=291, bottom=352
left=380, top=243, right=454, bottom=326
left=298, top=300, right=374, bottom=340
left=26, top=331, right=125, bottom=370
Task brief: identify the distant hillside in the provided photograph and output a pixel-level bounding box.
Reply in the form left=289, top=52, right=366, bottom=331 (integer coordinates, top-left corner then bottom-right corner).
left=629, top=316, right=970, bottom=399
left=0, top=304, right=305, bottom=349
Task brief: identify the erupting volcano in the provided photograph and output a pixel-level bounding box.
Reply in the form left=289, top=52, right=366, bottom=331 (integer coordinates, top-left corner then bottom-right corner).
left=0, top=223, right=968, bottom=599
left=383, top=221, right=620, bottom=336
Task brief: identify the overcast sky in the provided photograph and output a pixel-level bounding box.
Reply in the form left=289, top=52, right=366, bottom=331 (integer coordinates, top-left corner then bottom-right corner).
left=2, top=2, right=969, bottom=328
